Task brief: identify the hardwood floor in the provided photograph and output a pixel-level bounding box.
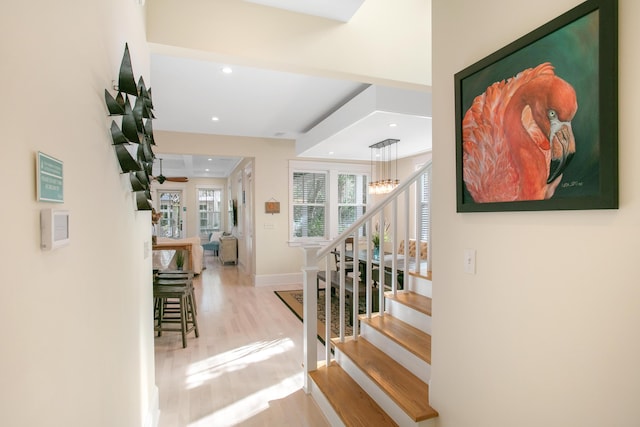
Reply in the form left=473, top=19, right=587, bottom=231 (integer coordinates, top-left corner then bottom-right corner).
left=155, top=255, right=330, bottom=427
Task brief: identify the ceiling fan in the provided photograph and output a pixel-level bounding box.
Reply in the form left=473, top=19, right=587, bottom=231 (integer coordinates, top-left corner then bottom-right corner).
left=153, top=158, right=188, bottom=184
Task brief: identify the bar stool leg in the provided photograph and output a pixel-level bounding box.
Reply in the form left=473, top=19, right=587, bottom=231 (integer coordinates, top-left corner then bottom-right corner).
left=157, top=296, right=164, bottom=337
left=180, top=294, right=187, bottom=348
left=187, top=292, right=199, bottom=338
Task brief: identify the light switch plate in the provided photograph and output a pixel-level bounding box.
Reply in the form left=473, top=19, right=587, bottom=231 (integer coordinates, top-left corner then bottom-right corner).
left=463, top=248, right=476, bottom=274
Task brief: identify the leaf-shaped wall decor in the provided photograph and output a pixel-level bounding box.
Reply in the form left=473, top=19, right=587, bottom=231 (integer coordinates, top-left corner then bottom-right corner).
left=104, top=89, right=125, bottom=115
left=118, top=43, right=138, bottom=96
left=144, top=119, right=155, bottom=145
left=106, top=43, right=158, bottom=211
left=129, top=172, right=146, bottom=191
left=121, top=98, right=142, bottom=144
left=110, top=121, right=128, bottom=145
left=114, top=144, right=142, bottom=173
left=135, top=190, right=153, bottom=211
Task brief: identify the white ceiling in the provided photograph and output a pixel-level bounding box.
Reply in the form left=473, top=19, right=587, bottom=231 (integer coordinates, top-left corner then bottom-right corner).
left=153, top=154, right=243, bottom=180
left=149, top=0, right=432, bottom=179
left=244, top=0, right=365, bottom=22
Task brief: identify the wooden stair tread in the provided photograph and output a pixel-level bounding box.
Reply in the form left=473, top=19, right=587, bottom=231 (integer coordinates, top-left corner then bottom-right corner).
left=385, top=291, right=432, bottom=316
left=407, top=270, right=432, bottom=281
left=360, top=313, right=431, bottom=364
left=333, top=338, right=438, bottom=422
left=310, top=362, right=398, bottom=426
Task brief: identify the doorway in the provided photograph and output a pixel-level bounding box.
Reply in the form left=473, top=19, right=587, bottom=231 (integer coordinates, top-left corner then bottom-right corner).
left=157, top=190, right=184, bottom=238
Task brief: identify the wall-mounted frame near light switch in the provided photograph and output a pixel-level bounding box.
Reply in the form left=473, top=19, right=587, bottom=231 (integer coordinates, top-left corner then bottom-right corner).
left=463, top=248, right=476, bottom=274
left=41, top=208, right=70, bottom=250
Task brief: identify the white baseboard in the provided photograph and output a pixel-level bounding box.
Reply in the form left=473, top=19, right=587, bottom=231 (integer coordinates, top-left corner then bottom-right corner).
left=254, top=272, right=302, bottom=287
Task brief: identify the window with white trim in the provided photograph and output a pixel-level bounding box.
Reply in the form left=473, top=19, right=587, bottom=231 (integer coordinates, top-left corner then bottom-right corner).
left=338, top=173, right=367, bottom=234
left=289, top=160, right=369, bottom=242
left=197, top=188, right=222, bottom=238
left=292, top=171, right=327, bottom=238
left=420, top=172, right=430, bottom=241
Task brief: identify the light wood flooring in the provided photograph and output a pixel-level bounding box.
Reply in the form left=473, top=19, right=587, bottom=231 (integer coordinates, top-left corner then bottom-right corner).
left=154, top=255, right=330, bottom=427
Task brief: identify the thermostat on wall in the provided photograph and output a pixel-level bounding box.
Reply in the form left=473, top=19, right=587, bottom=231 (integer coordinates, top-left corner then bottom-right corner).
left=41, top=208, right=70, bottom=250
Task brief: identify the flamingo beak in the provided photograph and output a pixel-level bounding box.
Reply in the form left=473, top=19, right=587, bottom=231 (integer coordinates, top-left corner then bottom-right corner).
left=547, top=121, right=575, bottom=184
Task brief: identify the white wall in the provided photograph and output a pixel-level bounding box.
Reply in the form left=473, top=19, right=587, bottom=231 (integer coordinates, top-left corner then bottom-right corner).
left=431, top=1, right=640, bottom=426
left=0, top=1, right=157, bottom=426
left=146, top=0, right=431, bottom=89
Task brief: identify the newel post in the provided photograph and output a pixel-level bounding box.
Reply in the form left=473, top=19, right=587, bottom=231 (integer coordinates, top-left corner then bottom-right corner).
left=301, top=245, right=319, bottom=393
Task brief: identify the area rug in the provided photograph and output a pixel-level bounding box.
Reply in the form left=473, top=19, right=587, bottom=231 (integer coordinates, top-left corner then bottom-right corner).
left=275, top=289, right=362, bottom=344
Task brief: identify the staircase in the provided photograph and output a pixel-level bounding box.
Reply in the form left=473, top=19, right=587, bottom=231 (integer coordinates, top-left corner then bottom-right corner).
left=301, top=161, right=437, bottom=426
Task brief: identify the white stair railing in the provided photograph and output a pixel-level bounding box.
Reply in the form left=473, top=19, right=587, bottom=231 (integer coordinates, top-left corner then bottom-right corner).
left=302, top=160, right=432, bottom=391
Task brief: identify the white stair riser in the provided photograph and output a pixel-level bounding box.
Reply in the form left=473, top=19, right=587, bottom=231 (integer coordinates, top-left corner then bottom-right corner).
left=308, top=379, right=345, bottom=427
left=407, top=276, right=432, bottom=298
left=335, top=347, right=424, bottom=427
left=386, top=299, right=432, bottom=334
left=360, top=322, right=431, bottom=384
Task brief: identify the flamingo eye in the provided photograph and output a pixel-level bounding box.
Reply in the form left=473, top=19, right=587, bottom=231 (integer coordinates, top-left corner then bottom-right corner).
left=548, top=110, right=557, bottom=120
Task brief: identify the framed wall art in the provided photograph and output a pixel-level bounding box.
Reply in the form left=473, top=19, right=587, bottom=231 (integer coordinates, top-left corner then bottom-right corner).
left=265, top=199, right=280, bottom=214
left=37, top=151, right=64, bottom=203
left=455, top=0, right=618, bottom=212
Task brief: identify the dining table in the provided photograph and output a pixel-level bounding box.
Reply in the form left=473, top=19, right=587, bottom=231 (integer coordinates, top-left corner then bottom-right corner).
left=152, top=240, right=193, bottom=271
left=336, top=249, right=428, bottom=288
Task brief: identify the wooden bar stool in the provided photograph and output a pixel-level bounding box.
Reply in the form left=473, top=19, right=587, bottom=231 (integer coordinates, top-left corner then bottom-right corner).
left=153, top=283, right=199, bottom=348
left=155, top=270, right=197, bottom=314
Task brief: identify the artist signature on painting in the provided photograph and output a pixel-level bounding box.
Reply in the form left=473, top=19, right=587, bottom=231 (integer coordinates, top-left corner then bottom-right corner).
left=561, top=181, right=583, bottom=188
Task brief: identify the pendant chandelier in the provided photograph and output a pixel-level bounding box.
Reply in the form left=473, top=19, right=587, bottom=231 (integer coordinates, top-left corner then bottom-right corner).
left=369, top=138, right=400, bottom=195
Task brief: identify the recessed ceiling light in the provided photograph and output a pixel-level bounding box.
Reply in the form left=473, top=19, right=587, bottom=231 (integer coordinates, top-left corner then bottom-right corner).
left=329, top=151, right=334, bottom=155
left=211, top=116, right=219, bottom=122
left=389, top=123, right=398, bottom=127
left=208, top=158, right=213, bottom=161
left=221, top=66, right=233, bottom=74
left=205, top=168, right=210, bottom=172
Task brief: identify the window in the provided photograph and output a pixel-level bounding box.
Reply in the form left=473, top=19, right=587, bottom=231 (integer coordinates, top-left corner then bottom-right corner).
left=158, top=190, right=182, bottom=238
left=338, top=174, right=367, bottom=234
left=292, top=172, right=326, bottom=238
left=420, top=171, right=430, bottom=241
left=197, top=188, right=222, bottom=238
left=289, top=160, right=369, bottom=242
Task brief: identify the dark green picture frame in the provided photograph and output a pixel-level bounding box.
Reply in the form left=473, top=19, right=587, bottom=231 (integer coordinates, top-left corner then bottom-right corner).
left=454, top=0, right=618, bottom=212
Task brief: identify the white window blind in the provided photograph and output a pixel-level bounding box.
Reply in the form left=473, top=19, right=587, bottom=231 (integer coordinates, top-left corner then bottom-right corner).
left=420, top=172, right=430, bottom=241
left=338, top=173, right=367, bottom=234
left=197, top=188, right=222, bottom=237
left=292, top=172, right=326, bottom=238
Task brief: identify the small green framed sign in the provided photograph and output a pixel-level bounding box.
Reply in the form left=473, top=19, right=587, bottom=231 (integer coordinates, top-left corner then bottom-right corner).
left=37, top=152, right=64, bottom=203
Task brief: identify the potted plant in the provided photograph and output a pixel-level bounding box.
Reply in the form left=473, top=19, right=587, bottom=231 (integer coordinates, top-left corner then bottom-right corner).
left=371, top=222, right=390, bottom=259
left=175, top=250, right=185, bottom=271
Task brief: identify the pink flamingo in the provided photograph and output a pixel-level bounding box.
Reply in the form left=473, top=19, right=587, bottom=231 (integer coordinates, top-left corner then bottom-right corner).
left=462, top=62, right=578, bottom=202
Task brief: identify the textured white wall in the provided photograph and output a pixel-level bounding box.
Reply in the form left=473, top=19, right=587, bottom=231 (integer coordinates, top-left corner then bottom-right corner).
left=0, top=1, right=157, bottom=426
left=431, top=0, right=640, bottom=426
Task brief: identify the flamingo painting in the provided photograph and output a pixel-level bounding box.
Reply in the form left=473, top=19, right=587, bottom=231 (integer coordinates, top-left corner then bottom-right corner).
left=462, top=62, right=578, bottom=203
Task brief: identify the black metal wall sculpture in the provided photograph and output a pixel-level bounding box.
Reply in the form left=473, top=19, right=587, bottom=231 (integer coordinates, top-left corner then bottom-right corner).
left=104, top=43, right=156, bottom=211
